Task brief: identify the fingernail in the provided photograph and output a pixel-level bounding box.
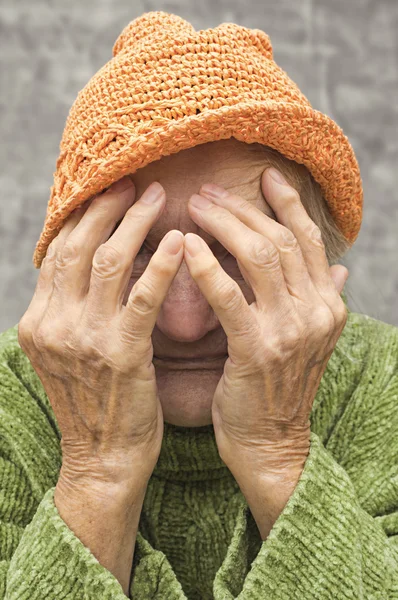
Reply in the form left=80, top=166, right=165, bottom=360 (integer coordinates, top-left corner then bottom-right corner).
left=200, top=183, right=229, bottom=200
left=268, top=167, right=287, bottom=185
left=161, top=230, right=184, bottom=254
left=141, top=181, right=164, bottom=204
left=108, top=176, right=135, bottom=193
left=190, top=194, right=213, bottom=210
left=185, top=233, right=206, bottom=256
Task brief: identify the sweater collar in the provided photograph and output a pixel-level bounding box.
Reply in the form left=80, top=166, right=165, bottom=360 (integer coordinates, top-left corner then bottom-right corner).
left=152, top=421, right=230, bottom=481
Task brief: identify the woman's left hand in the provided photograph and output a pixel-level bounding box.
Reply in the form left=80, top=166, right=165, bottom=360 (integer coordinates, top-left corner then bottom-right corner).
left=183, top=167, right=349, bottom=478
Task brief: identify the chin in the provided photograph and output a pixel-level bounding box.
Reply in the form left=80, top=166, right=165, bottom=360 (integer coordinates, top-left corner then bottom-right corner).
left=156, top=368, right=218, bottom=428
left=162, top=402, right=213, bottom=427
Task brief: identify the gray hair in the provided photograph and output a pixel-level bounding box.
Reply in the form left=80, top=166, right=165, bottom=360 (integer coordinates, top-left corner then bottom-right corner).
left=247, top=143, right=353, bottom=265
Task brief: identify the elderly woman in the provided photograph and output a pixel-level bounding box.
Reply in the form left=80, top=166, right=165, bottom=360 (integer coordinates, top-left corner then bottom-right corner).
left=0, top=10, right=397, bottom=600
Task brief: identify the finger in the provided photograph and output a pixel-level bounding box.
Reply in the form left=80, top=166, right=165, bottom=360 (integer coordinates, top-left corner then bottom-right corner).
left=261, top=169, right=342, bottom=307
left=329, top=264, right=349, bottom=295
left=27, top=199, right=95, bottom=320
left=199, top=183, right=315, bottom=301
left=83, top=181, right=166, bottom=321
left=120, top=230, right=184, bottom=341
left=50, top=177, right=139, bottom=311
left=183, top=232, right=259, bottom=360
left=188, top=193, right=291, bottom=313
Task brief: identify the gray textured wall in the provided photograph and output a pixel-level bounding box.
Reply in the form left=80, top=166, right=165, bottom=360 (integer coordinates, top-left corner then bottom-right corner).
left=1, top=0, right=397, bottom=332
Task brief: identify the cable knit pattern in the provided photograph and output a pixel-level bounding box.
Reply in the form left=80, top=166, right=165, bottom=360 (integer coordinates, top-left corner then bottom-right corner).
left=32, top=10, right=363, bottom=268
left=0, top=297, right=398, bottom=598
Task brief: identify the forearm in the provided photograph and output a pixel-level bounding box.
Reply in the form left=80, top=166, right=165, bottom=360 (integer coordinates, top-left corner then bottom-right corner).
left=54, top=473, right=149, bottom=597
left=223, top=436, right=310, bottom=540
left=227, top=443, right=307, bottom=540
left=238, top=467, right=303, bottom=540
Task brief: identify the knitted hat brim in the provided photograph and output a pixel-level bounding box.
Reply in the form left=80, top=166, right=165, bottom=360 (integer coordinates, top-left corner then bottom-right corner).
left=32, top=99, right=362, bottom=269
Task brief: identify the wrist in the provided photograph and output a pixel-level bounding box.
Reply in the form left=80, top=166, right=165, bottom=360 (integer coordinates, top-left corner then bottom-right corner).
left=57, top=454, right=154, bottom=506
left=54, top=469, right=147, bottom=596
left=56, top=467, right=141, bottom=496
left=232, top=460, right=304, bottom=541
left=54, top=472, right=149, bottom=520
left=59, top=444, right=159, bottom=487
left=223, top=437, right=309, bottom=482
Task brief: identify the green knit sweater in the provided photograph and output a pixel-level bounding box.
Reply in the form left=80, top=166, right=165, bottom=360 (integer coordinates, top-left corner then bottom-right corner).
left=0, top=299, right=398, bottom=599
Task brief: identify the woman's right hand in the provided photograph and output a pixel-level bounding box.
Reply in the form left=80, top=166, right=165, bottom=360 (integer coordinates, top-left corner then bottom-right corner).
left=18, top=176, right=184, bottom=487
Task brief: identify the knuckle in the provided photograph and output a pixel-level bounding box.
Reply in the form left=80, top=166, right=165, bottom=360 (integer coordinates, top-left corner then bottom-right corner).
left=40, top=249, right=59, bottom=278
left=278, top=322, right=303, bottom=354
left=31, top=324, right=48, bottom=350
left=312, top=305, right=335, bottom=334
left=217, top=280, right=242, bottom=313
left=45, top=240, right=58, bottom=261
left=236, top=199, right=253, bottom=213
left=40, top=255, right=54, bottom=272
left=306, top=223, right=325, bottom=248
left=56, top=240, right=81, bottom=267
left=335, top=300, right=348, bottom=327
left=247, top=240, right=279, bottom=269
left=279, top=228, right=299, bottom=249
left=18, top=316, right=33, bottom=349
left=92, top=244, right=125, bottom=277
left=264, top=326, right=302, bottom=363
left=69, top=321, right=113, bottom=362
left=73, top=330, right=106, bottom=362
left=128, top=279, right=158, bottom=316
left=72, top=326, right=93, bottom=352
left=33, top=322, right=64, bottom=353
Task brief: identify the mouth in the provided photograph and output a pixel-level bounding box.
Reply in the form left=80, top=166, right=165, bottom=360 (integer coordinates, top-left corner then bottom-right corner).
left=152, top=355, right=228, bottom=370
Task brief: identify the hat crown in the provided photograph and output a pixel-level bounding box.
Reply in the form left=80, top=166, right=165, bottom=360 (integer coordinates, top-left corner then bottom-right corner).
left=113, top=12, right=196, bottom=56
left=31, top=10, right=363, bottom=269
left=112, top=10, right=273, bottom=61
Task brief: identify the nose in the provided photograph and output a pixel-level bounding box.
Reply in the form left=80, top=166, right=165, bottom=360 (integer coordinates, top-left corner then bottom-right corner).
left=155, top=260, right=220, bottom=342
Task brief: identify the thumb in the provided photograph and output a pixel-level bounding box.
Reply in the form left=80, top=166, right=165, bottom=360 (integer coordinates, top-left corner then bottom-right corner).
left=329, top=265, right=349, bottom=295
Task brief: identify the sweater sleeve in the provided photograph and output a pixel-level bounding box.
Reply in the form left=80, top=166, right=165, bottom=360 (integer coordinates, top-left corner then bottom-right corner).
left=0, top=324, right=143, bottom=599
left=212, top=314, right=398, bottom=599
left=0, top=324, right=190, bottom=599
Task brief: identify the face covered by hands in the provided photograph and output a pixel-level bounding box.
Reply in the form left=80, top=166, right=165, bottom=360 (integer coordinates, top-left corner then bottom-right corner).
left=182, top=165, right=349, bottom=476
left=125, top=139, right=291, bottom=428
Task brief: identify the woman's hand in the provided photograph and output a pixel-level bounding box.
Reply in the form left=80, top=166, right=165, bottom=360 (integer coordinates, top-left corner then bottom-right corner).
left=18, top=177, right=184, bottom=488
left=183, top=167, right=349, bottom=478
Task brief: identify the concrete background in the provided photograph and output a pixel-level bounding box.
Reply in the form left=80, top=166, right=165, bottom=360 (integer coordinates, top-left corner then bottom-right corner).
left=0, top=0, right=397, bottom=332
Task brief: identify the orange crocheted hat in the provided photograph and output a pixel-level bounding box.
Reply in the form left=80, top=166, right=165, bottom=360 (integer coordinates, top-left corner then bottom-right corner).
left=32, top=10, right=363, bottom=269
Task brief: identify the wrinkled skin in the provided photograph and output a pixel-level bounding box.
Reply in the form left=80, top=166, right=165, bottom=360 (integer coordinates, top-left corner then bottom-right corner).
left=125, top=138, right=277, bottom=427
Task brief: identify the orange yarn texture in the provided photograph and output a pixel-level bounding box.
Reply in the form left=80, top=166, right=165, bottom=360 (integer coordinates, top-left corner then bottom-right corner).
left=32, top=10, right=363, bottom=269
